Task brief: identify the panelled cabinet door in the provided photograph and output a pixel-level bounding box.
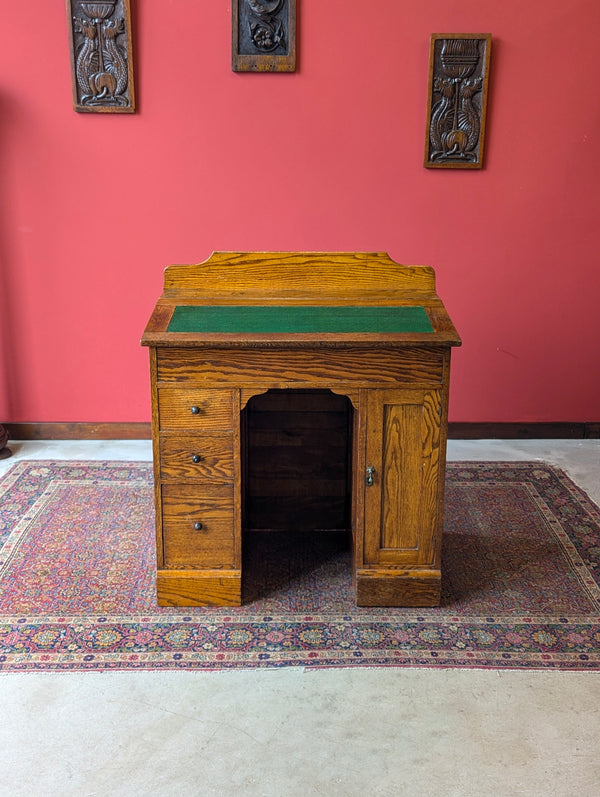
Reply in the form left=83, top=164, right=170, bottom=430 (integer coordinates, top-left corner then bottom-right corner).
left=364, top=388, right=442, bottom=566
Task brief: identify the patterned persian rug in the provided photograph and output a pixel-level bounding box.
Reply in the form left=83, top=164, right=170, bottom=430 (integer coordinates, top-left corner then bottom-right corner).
left=0, top=460, right=599, bottom=672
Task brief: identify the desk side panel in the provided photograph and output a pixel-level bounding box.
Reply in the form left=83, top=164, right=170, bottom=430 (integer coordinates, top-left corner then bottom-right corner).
left=148, top=347, right=164, bottom=569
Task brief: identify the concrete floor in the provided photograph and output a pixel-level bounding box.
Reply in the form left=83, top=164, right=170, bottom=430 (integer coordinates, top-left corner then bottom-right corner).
left=1, top=439, right=599, bottom=797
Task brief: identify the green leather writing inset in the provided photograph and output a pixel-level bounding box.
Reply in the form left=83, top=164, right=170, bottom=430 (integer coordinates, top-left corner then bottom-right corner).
left=168, top=305, right=434, bottom=334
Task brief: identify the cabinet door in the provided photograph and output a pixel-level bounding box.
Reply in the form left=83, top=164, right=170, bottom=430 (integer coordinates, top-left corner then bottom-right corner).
left=364, top=388, right=442, bottom=566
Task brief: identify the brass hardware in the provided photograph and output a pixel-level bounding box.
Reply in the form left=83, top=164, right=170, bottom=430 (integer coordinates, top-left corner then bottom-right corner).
left=192, top=454, right=203, bottom=463
left=194, top=521, right=203, bottom=531
left=191, top=406, right=200, bottom=414
left=366, top=466, right=375, bottom=487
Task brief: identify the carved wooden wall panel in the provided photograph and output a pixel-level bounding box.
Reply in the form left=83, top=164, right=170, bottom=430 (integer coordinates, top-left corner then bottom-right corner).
left=424, top=34, right=491, bottom=169
left=232, top=0, right=296, bottom=72
left=66, top=0, right=135, bottom=113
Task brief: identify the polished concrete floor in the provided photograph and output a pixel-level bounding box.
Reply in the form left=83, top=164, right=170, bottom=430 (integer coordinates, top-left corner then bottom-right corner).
left=1, top=439, right=599, bottom=796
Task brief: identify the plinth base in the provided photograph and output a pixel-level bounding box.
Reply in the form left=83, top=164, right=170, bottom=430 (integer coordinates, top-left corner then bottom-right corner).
left=355, top=568, right=441, bottom=607
left=157, top=569, right=242, bottom=607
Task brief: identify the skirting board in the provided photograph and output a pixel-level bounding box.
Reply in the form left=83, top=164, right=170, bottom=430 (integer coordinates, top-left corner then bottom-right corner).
left=449, top=422, right=599, bottom=439
left=2, top=421, right=599, bottom=440
left=4, top=423, right=152, bottom=440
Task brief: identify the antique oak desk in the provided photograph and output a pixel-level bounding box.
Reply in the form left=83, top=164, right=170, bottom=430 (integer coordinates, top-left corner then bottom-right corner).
left=141, top=252, right=461, bottom=607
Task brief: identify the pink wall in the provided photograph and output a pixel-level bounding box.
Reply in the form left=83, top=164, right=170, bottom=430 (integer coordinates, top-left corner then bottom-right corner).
left=1, top=1, right=599, bottom=425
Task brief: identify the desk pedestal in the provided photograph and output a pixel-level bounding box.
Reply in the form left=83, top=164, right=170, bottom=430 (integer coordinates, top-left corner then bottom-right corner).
left=148, top=345, right=450, bottom=607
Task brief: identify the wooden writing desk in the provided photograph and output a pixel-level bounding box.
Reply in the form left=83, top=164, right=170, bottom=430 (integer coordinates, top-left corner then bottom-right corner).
left=141, top=252, right=461, bottom=607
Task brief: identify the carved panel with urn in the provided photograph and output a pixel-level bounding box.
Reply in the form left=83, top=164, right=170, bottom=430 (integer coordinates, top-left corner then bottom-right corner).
left=424, top=34, right=491, bottom=169
left=66, top=0, right=135, bottom=113
left=232, top=0, right=296, bottom=72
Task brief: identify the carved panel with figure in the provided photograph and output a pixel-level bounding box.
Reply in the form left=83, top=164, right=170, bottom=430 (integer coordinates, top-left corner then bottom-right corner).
left=424, top=34, right=491, bottom=169
left=66, top=0, right=135, bottom=113
left=232, top=0, right=296, bottom=72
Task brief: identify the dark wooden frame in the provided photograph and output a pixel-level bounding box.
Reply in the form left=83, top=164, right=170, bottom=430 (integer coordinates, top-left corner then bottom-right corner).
left=66, top=0, right=136, bottom=113
left=232, top=0, right=296, bottom=72
left=424, top=33, right=491, bottom=169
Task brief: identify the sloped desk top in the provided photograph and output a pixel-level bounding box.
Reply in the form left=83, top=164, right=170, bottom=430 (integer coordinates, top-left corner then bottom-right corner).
left=141, top=251, right=461, bottom=348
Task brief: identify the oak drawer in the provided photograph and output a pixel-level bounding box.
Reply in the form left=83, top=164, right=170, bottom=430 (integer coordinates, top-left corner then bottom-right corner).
left=157, top=388, right=234, bottom=430
left=161, top=483, right=235, bottom=568
left=157, top=347, right=445, bottom=386
left=159, top=434, right=234, bottom=481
